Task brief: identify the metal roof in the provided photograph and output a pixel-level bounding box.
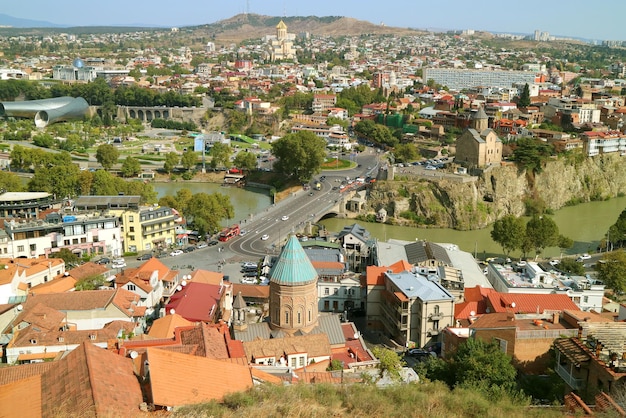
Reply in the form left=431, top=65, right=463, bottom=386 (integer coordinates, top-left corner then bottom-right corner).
left=269, top=236, right=318, bottom=286
left=386, top=271, right=454, bottom=302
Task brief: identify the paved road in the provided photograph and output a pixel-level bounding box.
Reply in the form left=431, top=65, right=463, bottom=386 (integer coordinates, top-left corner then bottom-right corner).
left=115, top=149, right=381, bottom=283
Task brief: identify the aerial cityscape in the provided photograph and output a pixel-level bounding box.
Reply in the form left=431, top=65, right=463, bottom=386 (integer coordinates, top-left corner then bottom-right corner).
left=1, top=9, right=626, bottom=417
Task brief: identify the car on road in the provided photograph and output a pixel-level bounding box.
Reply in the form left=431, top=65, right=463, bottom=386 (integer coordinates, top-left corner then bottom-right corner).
left=196, top=242, right=208, bottom=249
left=184, top=246, right=196, bottom=253
left=242, top=262, right=258, bottom=269
left=170, top=249, right=184, bottom=257
left=261, top=234, right=269, bottom=241
left=112, top=260, right=126, bottom=268
left=425, top=165, right=437, bottom=170
left=577, top=254, right=592, bottom=262
left=549, top=259, right=560, bottom=266
left=240, top=229, right=247, bottom=236
left=281, top=215, right=289, bottom=221
left=207, top=240, right=219, bottom=247
left=137, top=254, right=153, bottom=261
left=95, top=257, right=110, bottom=265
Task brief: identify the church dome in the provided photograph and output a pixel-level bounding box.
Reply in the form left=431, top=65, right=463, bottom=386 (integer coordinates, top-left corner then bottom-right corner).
left=269, top=236, right=317, bottom=286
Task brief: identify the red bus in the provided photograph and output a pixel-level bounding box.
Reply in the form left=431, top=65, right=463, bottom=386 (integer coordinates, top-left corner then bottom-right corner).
left=218, top=224, right=240, bottom=242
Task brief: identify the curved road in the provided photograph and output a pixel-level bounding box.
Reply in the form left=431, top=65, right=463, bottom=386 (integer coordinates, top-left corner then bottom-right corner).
left=225, top=150, right=380, bottom=258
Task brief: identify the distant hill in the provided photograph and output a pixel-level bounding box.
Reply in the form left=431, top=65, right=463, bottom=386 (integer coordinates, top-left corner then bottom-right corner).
left=0, top=13, right=64, bottom=28
left=189, top=14, right=423, bottom=43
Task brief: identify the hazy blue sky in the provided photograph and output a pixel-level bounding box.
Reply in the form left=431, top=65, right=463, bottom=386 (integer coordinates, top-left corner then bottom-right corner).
left=7, top=0, right=626, bottom=41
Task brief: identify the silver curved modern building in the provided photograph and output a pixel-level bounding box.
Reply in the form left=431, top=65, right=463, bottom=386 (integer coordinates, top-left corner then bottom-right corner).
left=0, top=96, right=89, bottom=128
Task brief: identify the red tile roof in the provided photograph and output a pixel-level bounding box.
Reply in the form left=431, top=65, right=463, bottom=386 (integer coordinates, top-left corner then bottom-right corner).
left=0, top=375, right=41, bottom=417
left=39, top=342, right=143, bottom=417
left=487, top=292, right=580, bottom=314
left=165, top=282, right=222, bottom=322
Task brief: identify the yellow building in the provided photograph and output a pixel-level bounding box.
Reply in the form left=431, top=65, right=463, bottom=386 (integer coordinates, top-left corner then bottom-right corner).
left=73, top=196, right=177, bottom=253
left=269, top=20, right=296, bottom=61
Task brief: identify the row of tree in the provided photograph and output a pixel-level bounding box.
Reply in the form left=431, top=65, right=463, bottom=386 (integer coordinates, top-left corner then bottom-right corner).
left=490, top=214, right=573, bottom=259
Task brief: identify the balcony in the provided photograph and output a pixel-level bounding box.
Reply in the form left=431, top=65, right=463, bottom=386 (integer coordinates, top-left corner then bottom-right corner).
left=555, top=364, right=583, bottom=390
left=429, top=312, right=444, bottom=321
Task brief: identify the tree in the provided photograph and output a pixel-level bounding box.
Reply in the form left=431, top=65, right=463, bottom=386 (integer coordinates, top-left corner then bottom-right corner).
left=232, top=151, right=257, bottom=172
left=49, top=248, right=79, bottom=265
left=95, top=144, right=119, bottom=170
left=511, top=137, right=553, bottom=174
left=558, top=258, right=585, bottom=276
left=180, top=149, right=198, bottom=171
left=524, top=215, right=561, bottom=258
left=208, top=143, right=232, bottom=170
left=272, top=131, right=327, bottom=182
left=596, top=251, right=626, bottom=293
left=186, top=192, right=234, bottom=236
left=518, top=83, right=531, bottom=107
left=371, top=347, right=404, bottom=381
left=393, top=143, right=419, bottom=163
left=452, top=338, right=517, bottom=391
left=163, top=152, right=180, bottom=174
left=490, top=215, right=526, bottom=257
left=75, top=274, right=107, bottom=291
left=120, top=156, right=141, bottom=178
left=0, top=171, right=24, bottom=192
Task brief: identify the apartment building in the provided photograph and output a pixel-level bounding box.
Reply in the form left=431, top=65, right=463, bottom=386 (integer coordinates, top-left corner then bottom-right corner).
left=312, top=94, right=337, bottom=113
left=423, top=68, right=538, bottom=91
left=580, top=130, right=626, bottom=157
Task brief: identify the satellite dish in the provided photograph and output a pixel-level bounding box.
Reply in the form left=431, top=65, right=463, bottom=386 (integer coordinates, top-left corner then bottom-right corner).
left=511, top=302, right=516, bottom=308
left=470, top=310, right=476, bottom=317
left=176, top=285, right=183, bottom=292
left=16, top=304, right=23, bottom=312
left=181, top=280, right=187, bottom=287
left=170, top=309, right=176, bottom=315
left=129, top=350, right=138, bottom=359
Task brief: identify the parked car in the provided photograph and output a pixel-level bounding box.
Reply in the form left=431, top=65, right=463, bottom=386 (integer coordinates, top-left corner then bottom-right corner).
left=241, top=277, right=256, bottom=284
left=549, top=259, right=560, bottom=266
left=196, top=242, right=208, bottom=249
left=242, top=262, right=258, bottom=269
left=207, top=240, right=219, bottom=247
left=184, top=246, right=195, bottom=253
left=112, top=260, right=126, bottom=269
left=95, top=257, right=110, bottom=265
left=261, top=234, right=269, bottom=240
left=137, top=254, right=153, bottom=261
left=170, top=249, right=184, bottom=257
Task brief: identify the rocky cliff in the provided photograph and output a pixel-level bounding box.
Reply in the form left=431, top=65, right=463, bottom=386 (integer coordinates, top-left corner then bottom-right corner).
left=367, top=154, right=626, bottom=230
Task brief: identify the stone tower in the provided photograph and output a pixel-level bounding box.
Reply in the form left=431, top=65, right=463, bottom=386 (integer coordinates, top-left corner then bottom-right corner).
left=276, top=20, right=287, bottom=41
left=471, top=106, right=489, bottom=132
left=232, top=291, right=247, bottom=331
left=269, top=236, right=319, bottom=335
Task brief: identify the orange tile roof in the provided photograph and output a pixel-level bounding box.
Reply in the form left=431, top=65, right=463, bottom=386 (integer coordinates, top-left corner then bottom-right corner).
left=40, top=342, right=143, bottom=417
left=231, top=283, right=270, bottom=299
left=0, top=362, right=55, bottom=386
left=249, top=367, right=282, bottom=384
left=0, top=375, right=41, bottom=417
left=146, top=347, right=253, bottom=407
left=243, top=334, right=331, bottom=361
left=0, top=257, right=65, bottom=286
left=29, top=276, right=77, bottom=294
left=190, top=269, right=224, bottom=285
left=148, top=313, right=195, bottom=339
left=365, top=260, right=411, bottom=287
left=487, top=292, right=580, bottom=314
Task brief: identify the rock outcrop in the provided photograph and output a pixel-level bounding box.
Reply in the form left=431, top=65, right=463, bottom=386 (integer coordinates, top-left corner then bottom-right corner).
left=367, top=154, right=626, bottom=230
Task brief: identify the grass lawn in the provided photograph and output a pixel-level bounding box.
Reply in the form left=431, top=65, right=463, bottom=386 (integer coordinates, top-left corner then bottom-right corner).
left=321, top=158, right=353, bottom=170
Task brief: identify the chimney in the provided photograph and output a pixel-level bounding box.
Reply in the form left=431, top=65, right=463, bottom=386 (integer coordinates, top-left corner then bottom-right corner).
left=552, top=312, right=559, bottom=325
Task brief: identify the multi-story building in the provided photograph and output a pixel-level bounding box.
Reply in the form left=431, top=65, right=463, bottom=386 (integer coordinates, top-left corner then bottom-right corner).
left=455, top=128, right=503, bottom=169
left=485, top=261, right=605, bottom=311
left=580, top=131, right=626, bottom=157
left=0, top=192, right=57, bottom=219
left=0, top=257, right=65, bottom=304
left=312, top=94, right=337, bottom=113
left=423, top=68, right=538, bottom=91
left=380, top=270, right=455, bottom=348
left=2, top=211, right=122, bottom=259
left=73, top=196, right=177, bottom=253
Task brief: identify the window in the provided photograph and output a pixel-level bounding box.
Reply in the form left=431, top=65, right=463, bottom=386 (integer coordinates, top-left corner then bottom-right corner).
left=432, top=320, right=439, bottom=330
left=324, top=301, right=329, bottom=311
left=333, top=288, right=338, bottom=295
left=129, top=216, right=134, bottom=222
left=17, top=245, right=24, bottom=252
left=324, top=288, right=329, bottom=295
left=297, top=312, right=301, bottom=324
left=434, top=305, right=440, bottom=314
left=285, top=311, right=289, bottom=323
left=44, top=275, right=48, bottom=283
left=129, top=226, right=135, bottom=232
left=299, top=356, right=305, bottom=367
left=29, top=244, right=36, bottom=252
left=308, top=310, right=311, bottom=321
left=495, top=338, right=508, bottom=353
left=127, top=284, right=136, bottom=291
left=64, top=240, right=70, bottom=246
left=344, top=288, right=347, bottom=295
left=583, top=296, right=589, bottom=303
